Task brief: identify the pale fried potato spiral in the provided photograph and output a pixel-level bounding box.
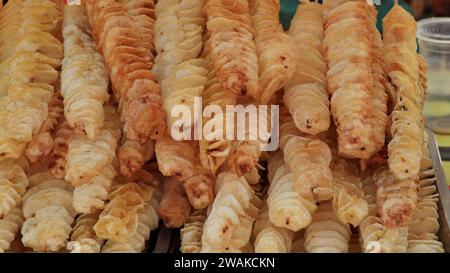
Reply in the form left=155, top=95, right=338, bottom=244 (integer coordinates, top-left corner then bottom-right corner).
left=180, top=209, right=206, bottom=253
left=0, top=205, right=24, bottom=253
left=67, top=212, right=103, bottom=253
left=0, top=160, right=29, bottom=217
left=21, top=172, right=76, bottom=252
left=249, top=0, right=296, bottom=103
left=285, top=2, right=330, bottom=135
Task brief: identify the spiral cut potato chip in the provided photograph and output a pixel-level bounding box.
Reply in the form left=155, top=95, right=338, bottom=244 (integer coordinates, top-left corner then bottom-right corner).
left=331, top=157, right=368, bottom=227
left=304, top=202, right=351, bottom=253
left=180, top=209, right=206, bottom=253
left=183, top=163, right=215, bottom=209
left=0, top=205, right=24, bottom=253
left=201, top=172, right=261, bottom=252
left=155, top=137, right=195, bottom=181
left=324, top=1, right=388, bottom=159
left=67, top=212, right=103, bottom=253
left=65, top=106, right=121, bottom=214
left=0, top=0, right=63, bottom=162
left=204, top=0, right=259, bottom=96
left=248, top=0, right=295, bottom=103
left=118, top=138, right=154, bottom=178
left=25, top=97, right=64, bottom=164
left=21, top=172, right=76, bottom=252
left=82, top=0, right=166, bottom=143
left=199, top=43, right=237, bottom=174
left=159, top=177, right=191, bottom=228
left=407, top=167, right=443, bottom=253
left=101, top=186, right=160, bottom=252
left=374, top=166, right=417, bottom=227
left=253, top=204, right=293, bottom=253
left=94, top=180, right=157, bottom=242
left=384, top=5, right=424, bottom=181
left=61, top=5, right=110, bottom=140
left=0, top=160, right=29, bottom=217
left=284, top=2, right=329, bottom=135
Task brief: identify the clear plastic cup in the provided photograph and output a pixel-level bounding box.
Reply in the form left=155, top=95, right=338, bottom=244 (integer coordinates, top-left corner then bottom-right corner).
left=417, top=17, right=450, bottom=134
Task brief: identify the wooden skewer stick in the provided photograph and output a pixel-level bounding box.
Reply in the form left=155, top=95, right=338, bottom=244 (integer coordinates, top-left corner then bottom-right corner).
left=394, top=0, right=399, bottom=6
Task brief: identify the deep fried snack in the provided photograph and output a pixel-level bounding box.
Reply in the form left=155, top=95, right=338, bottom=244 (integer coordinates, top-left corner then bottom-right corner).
left=205, top=0, right=259, bottom=96
left=101, top=188, right=160, bottom=252
left=201, top=171, right=261, bottom=252
left=155, top=137, right=195, bottom=181
left=0, top=160, right=28, bottom=217
left=94, top=181, right=156, bottom=242
left=284, top=136, right=333, bottom=201
left=384, top=5, right=424, bottom=181
left=331, top=157, right=368, bottom=227
left=249, top=0, right=296, bottom=103
left=65, top=106, right=121, bottom=213
left=159, top=177, right=191, bottom=228
left=62, top=5, right=110, bottom=140
left=180, top=209, right=206, bottom=253
left=118, top=139, right=154, bottom=178
left=0, top=205, right=24, bottom=253
left=21, top=172, right=76, bottom=252
left=253, top=204, right=293, bottom=253
left=25, top=96, right=64, bottom=163
left=183, top=163, right=215, bottom=209
left=374, top=166, right=417, bottom=227
left=82, top=0, right=165, bottom=143
left=284, top=2, right=330, bottom=135
left=67, top=212, right=103, bottom=253
left=304, top=202, right=351, bottom=253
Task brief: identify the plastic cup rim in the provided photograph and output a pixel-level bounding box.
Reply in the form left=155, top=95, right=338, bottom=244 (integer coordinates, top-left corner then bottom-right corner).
left=417, top=17, right=450, bottom=45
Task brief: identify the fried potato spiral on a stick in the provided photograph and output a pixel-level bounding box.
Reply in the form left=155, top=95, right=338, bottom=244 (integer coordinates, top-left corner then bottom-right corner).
left=21, top=172, right=76, bottom=252
left=118, top=139, right=154, bottom=178
left=384, top=5, right=425, bottom=181
left=284, top=2, right=330, bottom=135
left=67, top=212, right=103, bottom=253
left=159, top=177, right=191, bottom=228
left=253, top=204, right=293, bottom=253
left=249, top=0, right=296, bottom=103
left=205, top=0, right=259, bottom=96
left=49, top=120, right=72, bottom=179
left=0, top=160, right=28, bottom=217
left=180, top=209, right=206, bottom=253
left=201, top=172, right=261, bottom=253
left=82, top=0, right=165, bottom=143
left=65, top=106, right=121, bottom=214
left=61, top=5, right=110, bottom=140
left=0, top=205, right=24, bottom=253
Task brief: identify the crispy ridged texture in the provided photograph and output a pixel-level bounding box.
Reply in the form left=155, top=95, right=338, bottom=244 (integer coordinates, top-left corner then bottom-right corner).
left=267, top=163, right=316, bottom=232
left=180, top=209, right=206, bottom=253
left=407, top=166, right=444, bottom=253
left=249, top=0, right=295, bottom=103
left=49, top=120, right=72, bottom=179
left=101, top=188, right=160, bottom=253
left=0, top=0, right=62, bottom=162
left=0, top=160, right=29, bottom=217
left=201, top=172, right=261, bottom=252
left=374, top=166, right=417, bottom=227
left=82, top=0, right=166, bottom=143
left=25, top=96, right=64, bottom=164
left=359, top=174, right=408, bottom=253
left=159, top=177, right=191, bottom=228
left=253, top=205, right=293, bottom=253
left=384, top=5, right=424, bottom=183
left=199, top=44, right=237, bottom=174
left=304, top=202, right=351, bottom=253
left=67, top=212, right=103, bottom=253
left=155, top=136, right=195, bottom=181
left=324, top=1, right=388, bottom=159
left=284, top=2, right=330, bottom=135
left=118, top=139, right=154, bottom=178
left=284, top=136, right=333, bottom=201
left=94, top=181, right=156, bottom=242
left=0, top=205, right=24, bottom=253
left=21, top=172, right=76, bottom=252
left=61, top=5, right=110, bottom=140
left=183, top=163, right=215, bottom=209
left=205, top=0, right=259, bottom=96
left=65, top=106, right=121, bottom=214
left=331, top=157, right=368, bottom=227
